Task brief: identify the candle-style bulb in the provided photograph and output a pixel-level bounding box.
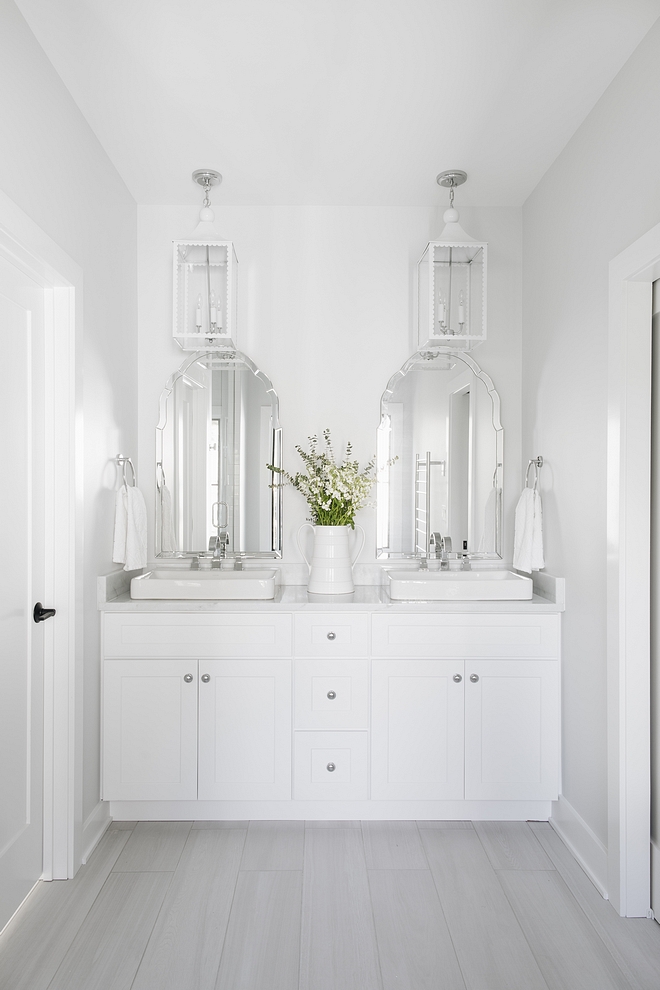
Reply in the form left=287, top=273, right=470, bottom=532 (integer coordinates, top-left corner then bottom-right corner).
left=458, top=290, right=466, bottom=328
left=437, top=292, right=446, bottom=331
left=210, top=290, right=218, bottom=331
left=195, top=293, right=203, bottom=330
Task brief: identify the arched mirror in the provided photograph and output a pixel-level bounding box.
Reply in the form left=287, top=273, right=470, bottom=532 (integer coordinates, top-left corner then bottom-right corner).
left=376, top=349, right=502, bottom=559
left=155, top=350, right=282, bottom=558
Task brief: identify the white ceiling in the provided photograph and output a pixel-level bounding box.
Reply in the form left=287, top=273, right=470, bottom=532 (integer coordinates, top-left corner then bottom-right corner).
left=14, top=0, right=660, bottom=207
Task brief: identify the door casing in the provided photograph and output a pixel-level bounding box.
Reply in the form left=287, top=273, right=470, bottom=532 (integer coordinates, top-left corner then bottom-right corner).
left=0, top=189, right=81, bottom=882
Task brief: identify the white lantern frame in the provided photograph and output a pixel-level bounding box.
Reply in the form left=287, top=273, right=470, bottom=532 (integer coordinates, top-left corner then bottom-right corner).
left=418, top=170, right=487, bottom=351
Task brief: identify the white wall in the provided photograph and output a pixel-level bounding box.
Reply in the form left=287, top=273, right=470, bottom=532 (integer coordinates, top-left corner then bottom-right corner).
left=522, top=19, right=660, bottom=849
left=138, top=204, right=521, bottom=571
left=0, top=1, right=137, bottom=832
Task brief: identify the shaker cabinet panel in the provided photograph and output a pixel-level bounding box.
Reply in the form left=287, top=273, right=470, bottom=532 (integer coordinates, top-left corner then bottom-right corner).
left=464, top=660, right=559, bottom=801
left=371, top=613, right=560, bottom=659
left=294, top=658, right=369, bottom=729
left=371, top=660, right=465, bottom=800
left=197, top=659, right=291, bottom=800
left=102, top=659, right=198, bottom=801
left=103, top=612, right=292, bottom=658
left=293, top=731, right=369, bottom=800
left=294, top=613, right=369, bottom=657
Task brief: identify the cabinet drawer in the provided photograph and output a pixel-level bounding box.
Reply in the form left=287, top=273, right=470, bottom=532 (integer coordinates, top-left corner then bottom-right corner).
left=294, top=613, right=369, bottom=657
left=294, top=731, right=369, bottom=800
left=372, top=613, right=560, bottom=659
left=294, top=659, right=369, bottom=729
left=103, top=612, right=292, bottom=658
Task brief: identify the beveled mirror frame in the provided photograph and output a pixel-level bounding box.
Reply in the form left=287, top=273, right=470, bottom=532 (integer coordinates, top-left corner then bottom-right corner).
left=155, top=349, right=282, bottom=558
left=376, top=348, right=503, bottom=559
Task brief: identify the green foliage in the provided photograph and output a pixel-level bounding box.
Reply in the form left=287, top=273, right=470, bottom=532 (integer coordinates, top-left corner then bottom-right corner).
left=268, top=429, right=375, bottom=528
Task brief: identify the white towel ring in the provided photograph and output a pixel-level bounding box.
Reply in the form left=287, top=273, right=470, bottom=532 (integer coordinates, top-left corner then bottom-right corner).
left=525, top=455, right=543, bottom=491
left=116, top=454, right=137, bottom=488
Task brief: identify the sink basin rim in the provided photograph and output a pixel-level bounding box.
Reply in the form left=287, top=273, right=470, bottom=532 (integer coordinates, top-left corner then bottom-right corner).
left=130, top=568, right=277, bottom=600
left=386, top=568, right=533, bottom=601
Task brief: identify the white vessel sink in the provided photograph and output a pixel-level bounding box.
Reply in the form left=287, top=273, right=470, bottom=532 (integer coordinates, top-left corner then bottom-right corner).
left=130, top=569, right=277, bottom=600
left=387, top=569, right=533, bottom=602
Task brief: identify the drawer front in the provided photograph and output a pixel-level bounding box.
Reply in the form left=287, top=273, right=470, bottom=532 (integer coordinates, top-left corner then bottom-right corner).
left=103, top=612, right=292, bottom=658
left=294, top=613, right=369, bottom=657
left=294, top=730, right=369, bottom=800
left=372, top=613, right=560, bottom=659
left=294, top=659, right=369, bottom=729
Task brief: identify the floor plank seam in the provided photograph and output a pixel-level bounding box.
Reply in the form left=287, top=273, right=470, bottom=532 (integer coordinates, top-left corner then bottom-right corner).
left=361, top=825, right=387, bottom=990
left=416, top=823, right=473, bottom=990
left=493, top=866, right=639, bottom=990
left=210, top=828, right=248, bottom=990
left=298, top=829, right=307, bottom=990
left=126, top=870, right=177, bottom=990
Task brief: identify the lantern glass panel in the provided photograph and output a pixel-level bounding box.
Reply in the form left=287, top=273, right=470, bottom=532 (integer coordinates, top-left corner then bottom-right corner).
left=418, top=241, right=486, bottom=349
left=173, top=241, right=238, bottom=350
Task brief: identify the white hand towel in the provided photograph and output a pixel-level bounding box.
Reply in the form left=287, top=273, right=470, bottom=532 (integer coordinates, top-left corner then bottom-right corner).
left=112, top=484, right=148, bottom=571
left=160, top=485, right=177, bottom=552
left=513, top=487, right=545, bottom=573
left=112, top=486, right=128, bottom=564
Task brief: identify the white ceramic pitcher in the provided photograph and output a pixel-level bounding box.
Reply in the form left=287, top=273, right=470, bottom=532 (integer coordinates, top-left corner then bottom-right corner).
left=297, top=524, right=365, bottom=595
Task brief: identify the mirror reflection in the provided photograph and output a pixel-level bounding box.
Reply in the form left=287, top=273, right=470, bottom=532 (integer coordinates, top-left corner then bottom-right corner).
left=156, top=350, right=282, bottom=557
left=376, top=350, right=502, bottom=559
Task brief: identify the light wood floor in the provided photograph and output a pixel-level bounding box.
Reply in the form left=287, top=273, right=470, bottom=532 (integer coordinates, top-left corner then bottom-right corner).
left=1, top=820, right=660, bottom=990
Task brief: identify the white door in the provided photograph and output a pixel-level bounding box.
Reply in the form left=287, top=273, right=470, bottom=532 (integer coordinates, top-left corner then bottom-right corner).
left=371, top=659, right=465, bottom=800
left=0, top=255, right=46, bottom=930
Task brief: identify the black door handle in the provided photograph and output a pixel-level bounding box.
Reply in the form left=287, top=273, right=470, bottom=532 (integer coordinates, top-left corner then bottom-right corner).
left=33, top=602, right=56, bottom=623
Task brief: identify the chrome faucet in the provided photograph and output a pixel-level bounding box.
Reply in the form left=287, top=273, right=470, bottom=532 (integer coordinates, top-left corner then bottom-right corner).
left=209, top=531, right=229, bottom=562
left=428, top=533, right=452, bottom=565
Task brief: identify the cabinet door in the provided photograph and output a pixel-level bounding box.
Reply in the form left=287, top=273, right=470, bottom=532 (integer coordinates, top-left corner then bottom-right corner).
left=102, top=659, right=198, bottom=800
left=198, top=659, right=291, bottom=800
left=464, top=660, right=559, bottom=801
left=371, top=660, right=464, bottom=800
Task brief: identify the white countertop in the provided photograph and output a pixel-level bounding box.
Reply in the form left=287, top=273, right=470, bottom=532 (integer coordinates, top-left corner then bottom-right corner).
left=98, top=582, right=563, bottom=613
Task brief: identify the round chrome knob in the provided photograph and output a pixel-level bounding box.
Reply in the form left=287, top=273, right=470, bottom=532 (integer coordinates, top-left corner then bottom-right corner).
left=453, top=674, right=462, bottom=683
left=201, top=674, right=211, bottom=683
left=184, top=673, right=194, bottom=683
left=326, top=762, right=336, bottom=772
left=470, top=673, right=479, bottom=683
left=327, top=690, right=337, bottom=700
left=327, top=631, right=336, bottom=641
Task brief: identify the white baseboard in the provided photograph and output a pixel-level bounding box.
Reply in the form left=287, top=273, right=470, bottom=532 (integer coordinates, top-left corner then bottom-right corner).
left=81, top=801, right=111, bottom=865
left=550, top=794, right=608, bottom=897
left=651, top=838, right=660, bottom=915
left=108, top=798, right=553, bottom=822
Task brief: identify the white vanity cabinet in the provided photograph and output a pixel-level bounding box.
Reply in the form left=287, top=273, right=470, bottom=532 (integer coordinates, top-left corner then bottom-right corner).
left=100, top=593, right=562, bottom=819
left=101, top=613, right=292, bottom=802
left=370, top=613, right=560, bottom=803
left=292, top=612, right=370, bottom=800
